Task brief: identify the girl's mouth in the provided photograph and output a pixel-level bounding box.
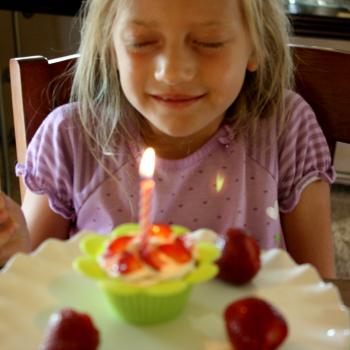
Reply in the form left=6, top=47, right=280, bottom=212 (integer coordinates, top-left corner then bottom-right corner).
left=149, top=93, right=206, bottom=108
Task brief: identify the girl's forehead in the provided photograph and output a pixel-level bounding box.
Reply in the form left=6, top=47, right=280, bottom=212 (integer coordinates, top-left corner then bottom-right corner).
left=116, top=0, right=244, bottom=27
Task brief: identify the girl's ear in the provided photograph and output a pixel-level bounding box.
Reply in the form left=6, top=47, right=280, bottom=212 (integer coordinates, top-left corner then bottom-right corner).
left=247, top=60, right=258, bottom=72
left=247, top=53, right=258, bottom=72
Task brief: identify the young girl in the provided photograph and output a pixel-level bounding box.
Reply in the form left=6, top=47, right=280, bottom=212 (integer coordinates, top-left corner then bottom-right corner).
left=1, top=0, right=335, bottom=277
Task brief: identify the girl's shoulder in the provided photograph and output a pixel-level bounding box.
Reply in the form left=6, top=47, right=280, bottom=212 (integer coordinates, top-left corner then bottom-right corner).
left=279, top=90, right=322, bottom=141
left=26, top=102, right=88, bottom=167
left=284, top=90, right=312, bottom=117
left=257, top=90, right=317, bottom=141
left=245, top=89, right=327, bottom=174
left=34, top=102, right=84, bottom=146
left=43, top=102, right=80, bottom=128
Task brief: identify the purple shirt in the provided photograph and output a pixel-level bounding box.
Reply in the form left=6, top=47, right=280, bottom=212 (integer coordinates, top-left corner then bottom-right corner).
left=16, top=91, right=335, bottom=249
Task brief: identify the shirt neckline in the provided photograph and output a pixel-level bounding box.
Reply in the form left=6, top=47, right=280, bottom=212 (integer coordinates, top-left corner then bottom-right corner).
left=129, top=123, right=236, bottom=171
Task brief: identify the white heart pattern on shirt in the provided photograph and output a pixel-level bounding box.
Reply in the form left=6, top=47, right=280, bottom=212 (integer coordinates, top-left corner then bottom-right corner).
left=266, top=201, right=279, bottom=220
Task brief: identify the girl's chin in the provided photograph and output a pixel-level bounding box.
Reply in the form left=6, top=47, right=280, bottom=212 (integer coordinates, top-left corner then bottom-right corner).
left=141, top=118, right=191, bottom=137
left=150, top=125, right=200, bottom=139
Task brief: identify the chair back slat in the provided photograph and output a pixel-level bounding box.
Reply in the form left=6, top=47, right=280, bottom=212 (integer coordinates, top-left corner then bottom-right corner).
left=291, top=45, right=350, bottom=158
left=9, top=54, right=77, bottom=199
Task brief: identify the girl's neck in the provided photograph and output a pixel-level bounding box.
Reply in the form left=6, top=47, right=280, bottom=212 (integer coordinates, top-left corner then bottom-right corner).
left=141, top=119, right=224, bottom=160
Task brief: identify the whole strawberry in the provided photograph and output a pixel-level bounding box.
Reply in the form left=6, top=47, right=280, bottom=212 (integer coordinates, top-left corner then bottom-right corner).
left=40, top=308, right=100, bottom=350
left=216, top=228, right=261, bottom=285
left=224, top=297, right=288, bottom=350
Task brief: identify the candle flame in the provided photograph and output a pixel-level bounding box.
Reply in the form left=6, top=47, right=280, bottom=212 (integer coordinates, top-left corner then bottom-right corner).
left=139, top=147, right=156, bottom=178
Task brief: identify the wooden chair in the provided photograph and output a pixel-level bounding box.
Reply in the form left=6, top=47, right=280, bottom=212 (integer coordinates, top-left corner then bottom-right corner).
left=9, top=54, right=78, bottom=199
left=9, top=46, right=350, bottom=201
left=290, top=44, right=350, bottom=160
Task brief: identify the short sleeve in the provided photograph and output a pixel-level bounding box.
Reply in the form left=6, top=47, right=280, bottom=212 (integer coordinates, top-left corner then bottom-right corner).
left=278, top=93, right=335, bottom=213
left=15, top=104, right=78, bottom=220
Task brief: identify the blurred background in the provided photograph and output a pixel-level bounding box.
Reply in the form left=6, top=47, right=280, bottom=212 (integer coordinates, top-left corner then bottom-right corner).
left=0, top=0, right=349, bottom=275
left=0, top=1, right=81, bottom=198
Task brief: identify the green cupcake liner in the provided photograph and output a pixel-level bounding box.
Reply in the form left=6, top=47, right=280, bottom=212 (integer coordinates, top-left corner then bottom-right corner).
left=74, top=227, right=220, bottom=326
left=102, top=285, right=193, bottom=325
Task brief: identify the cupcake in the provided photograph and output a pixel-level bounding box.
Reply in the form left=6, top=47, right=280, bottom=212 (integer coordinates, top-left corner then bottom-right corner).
left=73, top=223, right=220, bottom=325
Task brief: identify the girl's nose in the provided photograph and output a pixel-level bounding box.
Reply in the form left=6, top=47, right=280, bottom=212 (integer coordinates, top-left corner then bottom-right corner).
left=154, top=46, right=196, bottom=85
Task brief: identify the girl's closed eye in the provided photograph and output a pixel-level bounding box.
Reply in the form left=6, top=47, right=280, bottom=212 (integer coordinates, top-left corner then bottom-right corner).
left=192, top=40, right=225, bottom=49
left=129, top=40, right=159, bottom=49
left=129, top=38, right=226, bottom=50
left=189, top=31, right=233, bottom=50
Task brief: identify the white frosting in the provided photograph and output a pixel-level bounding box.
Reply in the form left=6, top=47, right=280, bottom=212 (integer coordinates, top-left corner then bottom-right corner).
left=184, top=228, right=219, bottom=245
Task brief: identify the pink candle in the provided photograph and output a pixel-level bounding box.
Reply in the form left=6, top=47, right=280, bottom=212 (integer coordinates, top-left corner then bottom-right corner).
left=139, top=148, right=156, bottom=242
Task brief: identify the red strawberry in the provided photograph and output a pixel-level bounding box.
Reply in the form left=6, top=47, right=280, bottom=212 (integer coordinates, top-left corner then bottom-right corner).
left=117, top=251, right=142, bottom=274
left=216, top=228, right=261, bottom=285
left=159, top=237, right=192, bottom=263
left=224, top=297, right=288, bottom=350
left=149, top=224, right=171, bottom=239
left=40, top=308, right=99, bottom=350
left=104, top=236, right=133, bottom=257
left=139, top=244, right=164, bottom=270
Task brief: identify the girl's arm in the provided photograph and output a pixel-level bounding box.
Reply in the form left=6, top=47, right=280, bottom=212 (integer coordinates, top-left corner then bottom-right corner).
left=22, top=191, right=71, bottom=250
left=281, top=180, right=335, bottom=279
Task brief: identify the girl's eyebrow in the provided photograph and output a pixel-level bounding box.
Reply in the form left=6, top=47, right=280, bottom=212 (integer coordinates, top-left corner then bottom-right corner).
left=126, top=19, right=234, bottom=29
left=195, top=20, right=233, bottom=27
left=127, top=20, right=159, bottom=28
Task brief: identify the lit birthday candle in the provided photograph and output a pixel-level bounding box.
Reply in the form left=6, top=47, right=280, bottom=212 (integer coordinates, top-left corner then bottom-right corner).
left=139, top=147, right=156, bottom=242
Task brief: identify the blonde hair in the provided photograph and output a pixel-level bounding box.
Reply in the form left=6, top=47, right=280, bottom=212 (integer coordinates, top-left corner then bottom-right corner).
left=228, top=0, right=294, bottom=134
left=71, top=0, right=293, bottom=155
left=71, top=0, right=136, bottom=156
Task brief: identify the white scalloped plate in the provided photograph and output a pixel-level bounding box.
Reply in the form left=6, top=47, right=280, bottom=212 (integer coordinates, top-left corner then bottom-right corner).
left=1, top=232, right=349, bottom=350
